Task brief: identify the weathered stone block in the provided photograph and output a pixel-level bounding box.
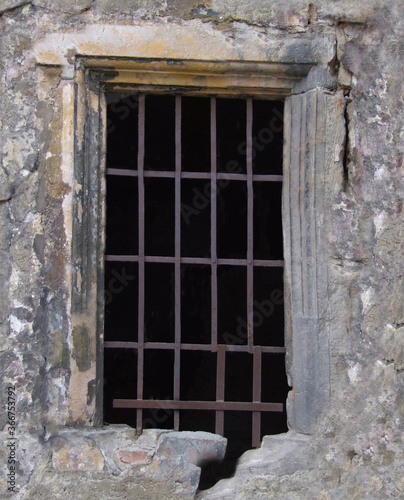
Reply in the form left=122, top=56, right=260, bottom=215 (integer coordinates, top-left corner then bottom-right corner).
left=394, top=326, right=404, bottom=371
left=0, top=173, right=10, bottom=201
left=157, top=431, right=227, bottom=467
left=94, top=0, right=160, bottom=14
left=32, top=0, right=92, bottom=14
left=52, top=437, right=104, bottom=471
left=0, top=0, right=28, bottom=14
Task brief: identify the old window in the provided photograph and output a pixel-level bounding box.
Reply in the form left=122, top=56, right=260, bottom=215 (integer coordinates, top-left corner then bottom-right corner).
left=103, top=92, right=289, bottom=466
left=34, top=25, right=341, bottom=490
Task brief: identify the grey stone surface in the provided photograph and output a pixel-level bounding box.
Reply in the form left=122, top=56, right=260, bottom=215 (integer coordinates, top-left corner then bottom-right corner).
left=19, top=428, right=223, bottom=499
left=32, top=0, right=93, bottom=14
left=0, top=0, right=28, bottom=14
left=157, top=431, right=227, bottom=467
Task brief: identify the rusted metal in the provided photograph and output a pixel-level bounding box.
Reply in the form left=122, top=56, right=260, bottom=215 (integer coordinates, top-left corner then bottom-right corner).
left=105, top=341, right=286, bottom=354
left=107, top=167, right=283, bottom=182
left=114, top=399, right=283, bottom=412
left=252, top=346, right=262, bottom=447
left=136, top=93, right=146, bottom=433
left=247, top=98, right=254, bottom=348
left=211, top=97, right=218, bottom=348
left=105, top=255, right=284, bottom=267
left=174, top=95, right=182, bottom=431
left=215, top=345, right=225, bottom=435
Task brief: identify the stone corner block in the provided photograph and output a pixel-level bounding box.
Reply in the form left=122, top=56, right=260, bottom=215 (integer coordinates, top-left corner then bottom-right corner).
left=136, top=428, right=171, bottom=449
left=236, top=431, right=314, bottom=477
left=157, top=431, right=227, bottom=468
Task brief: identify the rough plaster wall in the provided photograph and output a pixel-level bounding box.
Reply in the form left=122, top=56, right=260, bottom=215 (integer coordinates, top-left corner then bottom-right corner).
left=0, top=0, right=403, bottom=498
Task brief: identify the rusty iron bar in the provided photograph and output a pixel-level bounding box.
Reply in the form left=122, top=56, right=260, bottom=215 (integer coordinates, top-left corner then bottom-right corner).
left=215, top=345, right=225, bottom=435
left=105, top=341, right=286, bottom=353
left=107, top=167, right=283, bottom=182
left=252, top=346, right=262, bottom=447
left=105, top=255, right=284, bottom=267
left=174, top=95, right=182, bottom=431
left=136, top=93, right=146, bottom=433
left=211, top=97, right=218, bottom=348
left=114, top=399, right=283, bottom=412
left=246, top=98, right=254, bottom=348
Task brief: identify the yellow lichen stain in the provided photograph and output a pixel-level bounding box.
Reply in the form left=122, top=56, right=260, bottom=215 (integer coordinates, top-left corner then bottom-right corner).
left=69, top=360, right=96, bottom=423
left=35, top=50, right=61, bottom=65
left=52, top=439, right=104, bottom=471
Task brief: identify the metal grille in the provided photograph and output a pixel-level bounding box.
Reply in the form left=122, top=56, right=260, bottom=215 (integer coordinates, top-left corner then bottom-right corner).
left=104, top=94, right=286, bottom=448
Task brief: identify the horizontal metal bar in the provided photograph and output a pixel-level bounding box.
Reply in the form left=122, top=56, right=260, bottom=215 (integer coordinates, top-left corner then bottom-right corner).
left=145, top=256, right=174, bottom=263
left=107, top=168, right=283, bottom=182
left=105, top=255, right=139, bottom=262
left=217, top=173, right=283, bottom=182
left=107, top=168, right=138, bottom=177
left=105, top=341, right=139, bottom=349
left=114, top=399, right=284, bottom=412
left=253, top=259, right=284, bottom=267
left=105, top=255, right=284, bottom=267
left=253, top=174, right=283, bottom=182
left=145, top=170, right=175, bottom=178
left=104, top=341, right=286, bottom=353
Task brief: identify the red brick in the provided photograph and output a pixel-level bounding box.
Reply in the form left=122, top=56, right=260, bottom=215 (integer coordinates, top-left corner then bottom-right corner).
left=119, top=450, right=149, bottom=465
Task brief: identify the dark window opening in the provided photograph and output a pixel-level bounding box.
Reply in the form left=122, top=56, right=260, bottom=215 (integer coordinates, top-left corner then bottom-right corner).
left=103, top=93, right=288, bottom=489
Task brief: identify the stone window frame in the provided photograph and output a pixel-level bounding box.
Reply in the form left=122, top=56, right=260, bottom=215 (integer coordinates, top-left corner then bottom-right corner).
left=34, top=25, right=344, bottom=436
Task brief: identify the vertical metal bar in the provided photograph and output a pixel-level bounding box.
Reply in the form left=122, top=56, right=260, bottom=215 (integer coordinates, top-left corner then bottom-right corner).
left=252, top=346, right=262, bottom=447
left=246, top=98, right=254, bottom=349
left=136, top=94, right=146, bottom=434
left=174, top=95, right=182, bottom=430
left=211, top=97, right=218, bottom=348
left=215, top=346, right=225, bottom=436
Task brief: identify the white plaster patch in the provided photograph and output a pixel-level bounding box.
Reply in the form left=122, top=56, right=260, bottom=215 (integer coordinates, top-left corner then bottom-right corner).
left=361, top=288, right=373, bottom=314
left=374, top=211, right=386, bottom=237
left=374, top=165, right=387, bottom=181
left=11, top=299, right=28, bottom=310
left=10, top=314, right=27, bottom=334
left=23, top=211, right=34, bottom=223
left=373, top=78, right=387, bottom=97
left=348, top=364, right=360, bottom=384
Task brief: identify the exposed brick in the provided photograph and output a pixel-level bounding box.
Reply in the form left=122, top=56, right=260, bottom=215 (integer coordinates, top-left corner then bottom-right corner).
left=119, top=450, right=150, bottom=465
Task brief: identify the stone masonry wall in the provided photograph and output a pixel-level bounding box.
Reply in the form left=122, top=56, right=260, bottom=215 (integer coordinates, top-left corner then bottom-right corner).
left=0, top=0, right=403, bottom=498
